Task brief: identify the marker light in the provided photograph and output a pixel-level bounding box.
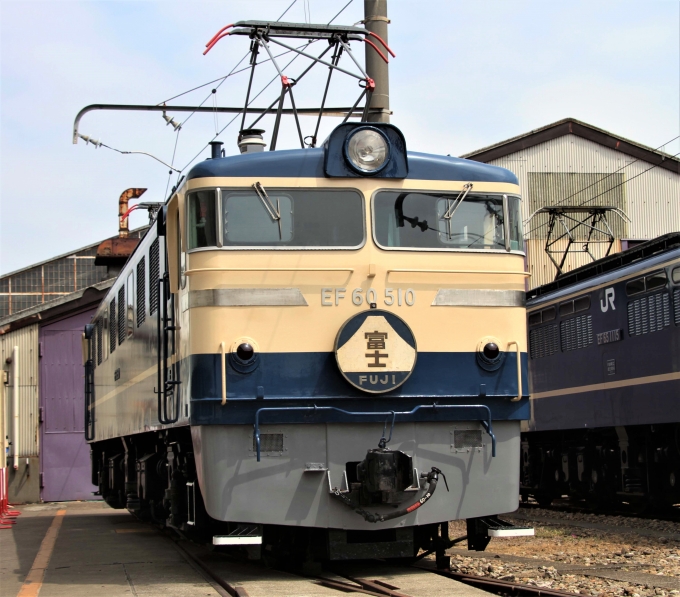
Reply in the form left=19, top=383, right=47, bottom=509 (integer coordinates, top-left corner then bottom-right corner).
left=236, top=343, right=254, bottom=361
left=483, top=342, right=500, bottom=360
left=345, top=127, right=389, bottom=174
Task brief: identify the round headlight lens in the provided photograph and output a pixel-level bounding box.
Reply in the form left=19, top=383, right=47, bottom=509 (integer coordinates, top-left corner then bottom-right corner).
left=345, top=128, right=389, bottom=173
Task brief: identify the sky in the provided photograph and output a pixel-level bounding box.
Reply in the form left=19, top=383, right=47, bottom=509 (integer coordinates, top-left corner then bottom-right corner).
left=1, top=0, right=679, bottom=275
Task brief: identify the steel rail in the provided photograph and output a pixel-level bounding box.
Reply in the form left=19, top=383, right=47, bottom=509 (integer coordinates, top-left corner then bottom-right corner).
left=414, top=564, right=579, bottom=597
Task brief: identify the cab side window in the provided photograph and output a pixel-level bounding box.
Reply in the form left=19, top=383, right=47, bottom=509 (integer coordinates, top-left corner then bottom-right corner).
left=188, top=191, right=217, bottom=249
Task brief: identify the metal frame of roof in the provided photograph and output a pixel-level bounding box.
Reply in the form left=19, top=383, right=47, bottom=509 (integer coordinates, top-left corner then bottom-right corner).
left=461, top=118, right=680, bottom=174
left=0, top=278, right=114, bottom=332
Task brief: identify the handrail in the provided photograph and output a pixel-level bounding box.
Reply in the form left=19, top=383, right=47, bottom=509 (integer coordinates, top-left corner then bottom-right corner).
left=506, top=341, right=523, bottom=402
left=220, top=342, right=227, bottom=406
left=185, top=267, right=354, bottom=275
left=387, top=269, right=531, bottom=277
left=83, top=324, right=95, bottom=442
left=254, top=403, right=496, bottom=462
left=156, top=274, right=181, bottom=424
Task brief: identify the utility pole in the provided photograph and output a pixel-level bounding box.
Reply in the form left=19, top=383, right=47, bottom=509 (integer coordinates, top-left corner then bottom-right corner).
left=363, top=0, right=390, bottom=123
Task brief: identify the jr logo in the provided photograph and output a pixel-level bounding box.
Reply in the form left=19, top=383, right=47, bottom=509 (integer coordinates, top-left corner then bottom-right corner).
left=600, top=287, right=615, bottom=312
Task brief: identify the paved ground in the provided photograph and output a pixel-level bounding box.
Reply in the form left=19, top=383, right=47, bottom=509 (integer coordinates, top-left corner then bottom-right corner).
left=0, top=501, right=223, bottom=597
left=0, top=502, right=489, bottom=597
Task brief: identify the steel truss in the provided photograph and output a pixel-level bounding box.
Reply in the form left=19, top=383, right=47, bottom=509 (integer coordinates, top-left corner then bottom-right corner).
left=531, top=206, right=631, bottom=279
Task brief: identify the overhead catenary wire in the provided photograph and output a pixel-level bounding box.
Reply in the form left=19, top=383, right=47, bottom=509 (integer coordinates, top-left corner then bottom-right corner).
left=164, top=128, right=182, bottom=198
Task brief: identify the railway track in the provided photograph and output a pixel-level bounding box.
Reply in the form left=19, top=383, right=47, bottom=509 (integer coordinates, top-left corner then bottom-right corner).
left=520, top=498, right=680, bottom=522
left=169, top=533, right=580, bottom=597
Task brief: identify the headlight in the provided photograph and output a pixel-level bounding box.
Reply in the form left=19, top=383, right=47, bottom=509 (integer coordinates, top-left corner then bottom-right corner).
left=344, top=127, right=390, bottom=174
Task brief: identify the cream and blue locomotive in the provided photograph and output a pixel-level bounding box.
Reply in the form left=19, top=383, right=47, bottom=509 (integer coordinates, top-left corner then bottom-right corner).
left=84, top=121, right=529, bottom=561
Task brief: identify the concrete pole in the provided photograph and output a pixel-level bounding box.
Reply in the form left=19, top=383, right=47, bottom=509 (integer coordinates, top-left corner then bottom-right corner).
left=12, top=346, right=18, bottom=471
left=363, top=0, right=390, bottom=123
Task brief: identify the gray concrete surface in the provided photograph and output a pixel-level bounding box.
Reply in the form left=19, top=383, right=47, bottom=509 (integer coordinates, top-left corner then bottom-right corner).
left=0, top=502, right=490, bottom=597
left=0, top=501, right=222, bottom=597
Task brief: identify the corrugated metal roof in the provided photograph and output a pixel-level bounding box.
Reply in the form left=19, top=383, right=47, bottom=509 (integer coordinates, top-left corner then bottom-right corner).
left=0, top=279, right=114, bottom=329
left=462, top=118, right=680, bottom=174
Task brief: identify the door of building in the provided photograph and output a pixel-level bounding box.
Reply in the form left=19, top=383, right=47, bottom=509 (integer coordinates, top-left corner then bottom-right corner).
left=40, top=309, right=99, bottom=501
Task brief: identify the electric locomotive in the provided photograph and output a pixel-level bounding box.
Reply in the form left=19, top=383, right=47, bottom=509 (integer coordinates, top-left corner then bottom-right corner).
left=522, top=233, right=680, bottom=508
left=83, top=119, right=529, bottom=560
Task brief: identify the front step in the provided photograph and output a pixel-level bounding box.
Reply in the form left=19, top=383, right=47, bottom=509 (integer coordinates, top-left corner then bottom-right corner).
left=213, top=524, right=262, bottom=546
left=467, top=516, right=534, bottom=551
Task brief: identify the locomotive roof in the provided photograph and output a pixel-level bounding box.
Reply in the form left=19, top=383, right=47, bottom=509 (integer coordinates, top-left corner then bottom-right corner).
left=527, top=232, right=680, bottom=306
left=186, top=148, right=519, bottom=185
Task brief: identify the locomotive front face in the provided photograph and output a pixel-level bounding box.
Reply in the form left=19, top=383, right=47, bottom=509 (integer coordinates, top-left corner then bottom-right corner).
left=89, top=123, right=529, bottom=538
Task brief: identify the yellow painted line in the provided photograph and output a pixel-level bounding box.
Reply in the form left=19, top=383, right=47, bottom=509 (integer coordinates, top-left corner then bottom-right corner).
left=532, top=370, right=680, bottom=399
left=16, top=509, right=66, bottom=597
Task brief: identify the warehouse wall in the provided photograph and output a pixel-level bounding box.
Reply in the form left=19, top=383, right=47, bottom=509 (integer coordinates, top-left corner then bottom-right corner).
left=1, top=324, right=39, bottom=457
left=1, top=324, right=40, bottom=503
left=486, top=134, right=680, bottom=288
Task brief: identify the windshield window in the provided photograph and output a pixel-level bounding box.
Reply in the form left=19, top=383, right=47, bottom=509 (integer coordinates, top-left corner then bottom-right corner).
left=373, top=191, right=523, bottom=251
left=223, top=188, right=364, bottom=248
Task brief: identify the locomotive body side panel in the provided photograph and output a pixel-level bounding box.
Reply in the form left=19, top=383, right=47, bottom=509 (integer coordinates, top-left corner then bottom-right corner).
left=528, top=249, right=680, bottom=432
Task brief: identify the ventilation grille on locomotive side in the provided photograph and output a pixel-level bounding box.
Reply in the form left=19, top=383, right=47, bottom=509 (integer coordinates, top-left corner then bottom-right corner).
left=628, top=294, right=670, bottom=336
left=560, top=315, right=593, bottom=351
left=529, top=324, right=559, bottom=359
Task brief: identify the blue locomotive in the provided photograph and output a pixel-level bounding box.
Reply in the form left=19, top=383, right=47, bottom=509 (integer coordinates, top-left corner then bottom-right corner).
left=522, top=233, right=680, bottom=507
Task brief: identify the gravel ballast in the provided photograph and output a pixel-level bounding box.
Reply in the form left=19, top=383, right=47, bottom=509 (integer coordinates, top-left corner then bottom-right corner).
left=442, top=508, right=680, bottom=596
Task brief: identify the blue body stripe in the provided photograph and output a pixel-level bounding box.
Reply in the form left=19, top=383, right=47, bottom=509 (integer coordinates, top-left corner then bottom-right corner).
left=532, top=379, right=680, bottom=431
left=188, top=351, right=529, bottom=425
left=186, top=149, right=518, bottom=184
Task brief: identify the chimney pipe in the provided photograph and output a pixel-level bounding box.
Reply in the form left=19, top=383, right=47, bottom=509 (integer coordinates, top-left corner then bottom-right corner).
left=119, top=188, right=147, bottom=238
left=209, top=141, right=224, bottom=160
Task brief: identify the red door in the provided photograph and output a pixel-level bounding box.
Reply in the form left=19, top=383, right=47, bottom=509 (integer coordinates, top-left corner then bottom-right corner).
left=40, top=309, right=100, bottom=502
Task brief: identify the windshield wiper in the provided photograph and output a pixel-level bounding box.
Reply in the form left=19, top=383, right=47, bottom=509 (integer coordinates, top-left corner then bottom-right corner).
left=395, top=192, right=434, bottom=232
left=441, top=183, right=473, bottom=240
left=253, top=182, right=283, bottom=240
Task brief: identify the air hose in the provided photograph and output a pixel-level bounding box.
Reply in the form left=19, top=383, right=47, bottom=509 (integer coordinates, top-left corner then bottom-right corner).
left=332, top=467, right=448, bottom=523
